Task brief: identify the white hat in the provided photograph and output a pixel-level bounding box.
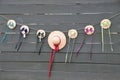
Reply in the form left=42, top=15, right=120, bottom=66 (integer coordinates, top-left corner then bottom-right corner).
left=36, top=29, right=46, bottom=40
left=84, top=25, right=95, bottom=35
left=48, top=31, right=66, bottom=50
left=20, top=25, right=30, bottom=38
left=7, top=20, right=16, bottom=29
left=68, top=29, right=78, bottom=39
left=100, top=19, right=111, bottom=29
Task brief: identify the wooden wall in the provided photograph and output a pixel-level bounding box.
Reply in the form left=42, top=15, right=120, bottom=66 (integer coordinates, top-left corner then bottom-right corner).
left=0, top=0, right=120, bottom=80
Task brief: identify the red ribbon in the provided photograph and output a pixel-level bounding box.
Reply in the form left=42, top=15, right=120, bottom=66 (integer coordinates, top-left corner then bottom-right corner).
left=48, top=44, right=59, bottom=78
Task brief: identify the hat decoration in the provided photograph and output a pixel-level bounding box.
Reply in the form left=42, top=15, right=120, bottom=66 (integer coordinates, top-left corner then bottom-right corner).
left=100, top=19, right=111, bottom=29
left=76, top=25, right=95, bottom=59
left=84, top=25, right=95, bottom=35
left=0, top=12, right=119, bottom=78
left=1, top=20, right=17, bottom=43
left=7, top=20, right=16, bottom=29
left=48, top=31, right=66, bottom=78
left=65, top=29, right=78, bottom=63
left=15, top=25, right=30, bottom=51
left=35, top=29, right=46, bottom=55
left=100, top=19, right=113, bottom=52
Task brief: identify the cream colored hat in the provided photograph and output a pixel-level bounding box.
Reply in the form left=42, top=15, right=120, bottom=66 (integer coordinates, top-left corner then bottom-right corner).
left=7, top=20, right=16, bottom=29
left=48, top=31, right=66, bottom=50
left=20, top=25, right=30, bottom=38
left=100, top=19, right=111, bottom=29
left=68, top=29, right=78, bottom=39
left=84, top=25, right=95, bottom=35
left=36, top=29, right=46, bottom=41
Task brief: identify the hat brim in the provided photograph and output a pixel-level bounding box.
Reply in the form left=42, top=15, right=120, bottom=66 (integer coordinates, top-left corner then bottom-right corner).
left=48, top=31, right=66, bottom=50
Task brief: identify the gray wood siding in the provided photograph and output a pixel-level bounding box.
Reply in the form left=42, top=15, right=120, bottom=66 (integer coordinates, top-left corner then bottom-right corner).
left=0, top=0, right=120, bottom=80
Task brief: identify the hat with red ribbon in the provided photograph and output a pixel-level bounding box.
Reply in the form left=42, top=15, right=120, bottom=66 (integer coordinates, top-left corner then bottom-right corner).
left=47, top=31, right=66, bottom=78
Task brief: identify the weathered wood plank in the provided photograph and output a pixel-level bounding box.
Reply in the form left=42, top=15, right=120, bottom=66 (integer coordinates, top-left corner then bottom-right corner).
left=0, top=71, right=120, bottom=80
left=1, top=62, right=120, bottom=73
left=0, top=3, right=119, bottom=13
left=0, top=1, right=119, bottom=80
left=0, top=53, right=120, bottom=64
left=0, top=0, right=119, bottom=4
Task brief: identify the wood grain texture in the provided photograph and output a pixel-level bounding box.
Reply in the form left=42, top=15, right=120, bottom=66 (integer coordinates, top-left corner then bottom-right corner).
left=0, top=0, right=120, bottom=80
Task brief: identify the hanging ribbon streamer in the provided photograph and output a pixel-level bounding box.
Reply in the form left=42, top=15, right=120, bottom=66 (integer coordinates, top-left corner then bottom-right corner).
left=90, top=35, right=93, bottom=60
left=35, top=29, right=46, bottom=55
left=101, top=26, right=104, bottom=52
left=108, top=28, right=113, bottom=51
left=1, top=26, right=8, bottom=43
left=69, top=39, right=76, bottom=63
left=100, top=19, right=113, bottom=52
left=15, top=25, right=29, bottom=51
left=65, top=29, right=78, bottom=63
left=48, top=42, right=59, bottom=78
left=65, top=37, right=70, bottom=63
left=35, top=36, right=44, bottom=55
left=76, top=25, right=95, bottom=58
left=48, top=31, right=66, bottom=78
left=76, top=34, right=86, bottom=56
left=15, top=32, right=23, bottom=51
left=1, top=20, right=16, bottom=43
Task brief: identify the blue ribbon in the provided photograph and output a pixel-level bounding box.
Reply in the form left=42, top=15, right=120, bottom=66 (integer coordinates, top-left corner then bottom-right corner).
left=15, top=32, right=23, bottom=51
left=1, top=26, right=9, bottom=43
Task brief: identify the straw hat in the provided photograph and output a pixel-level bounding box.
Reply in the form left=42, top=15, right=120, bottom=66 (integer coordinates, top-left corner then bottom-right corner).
left=20, top=25, right=30, bottom=38
left=36, top=29, right=46, bottom=39
left=48, top=31, right=66, bottom=50
left=84, top=25, right=95, bottom=35
left=7, top=20, right=16, bottom=29
left=100, top=19, right=111, bottom=29
left=68, top=29, right=78, bottom=39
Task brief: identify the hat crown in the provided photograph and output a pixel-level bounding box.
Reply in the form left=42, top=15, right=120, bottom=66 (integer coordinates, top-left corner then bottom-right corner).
left=48, top=31, right=66, bottom=50
left=84, top=25, right=94, bottom=35
left=52, top=36, right=61, bottom=45
left=7, top=20, right=16, bottom=29
left=20, top=25, right=29, bottom=38
left=68, top=29, right=78, bottom=39
left=37, top=29, right=46, bottom=39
